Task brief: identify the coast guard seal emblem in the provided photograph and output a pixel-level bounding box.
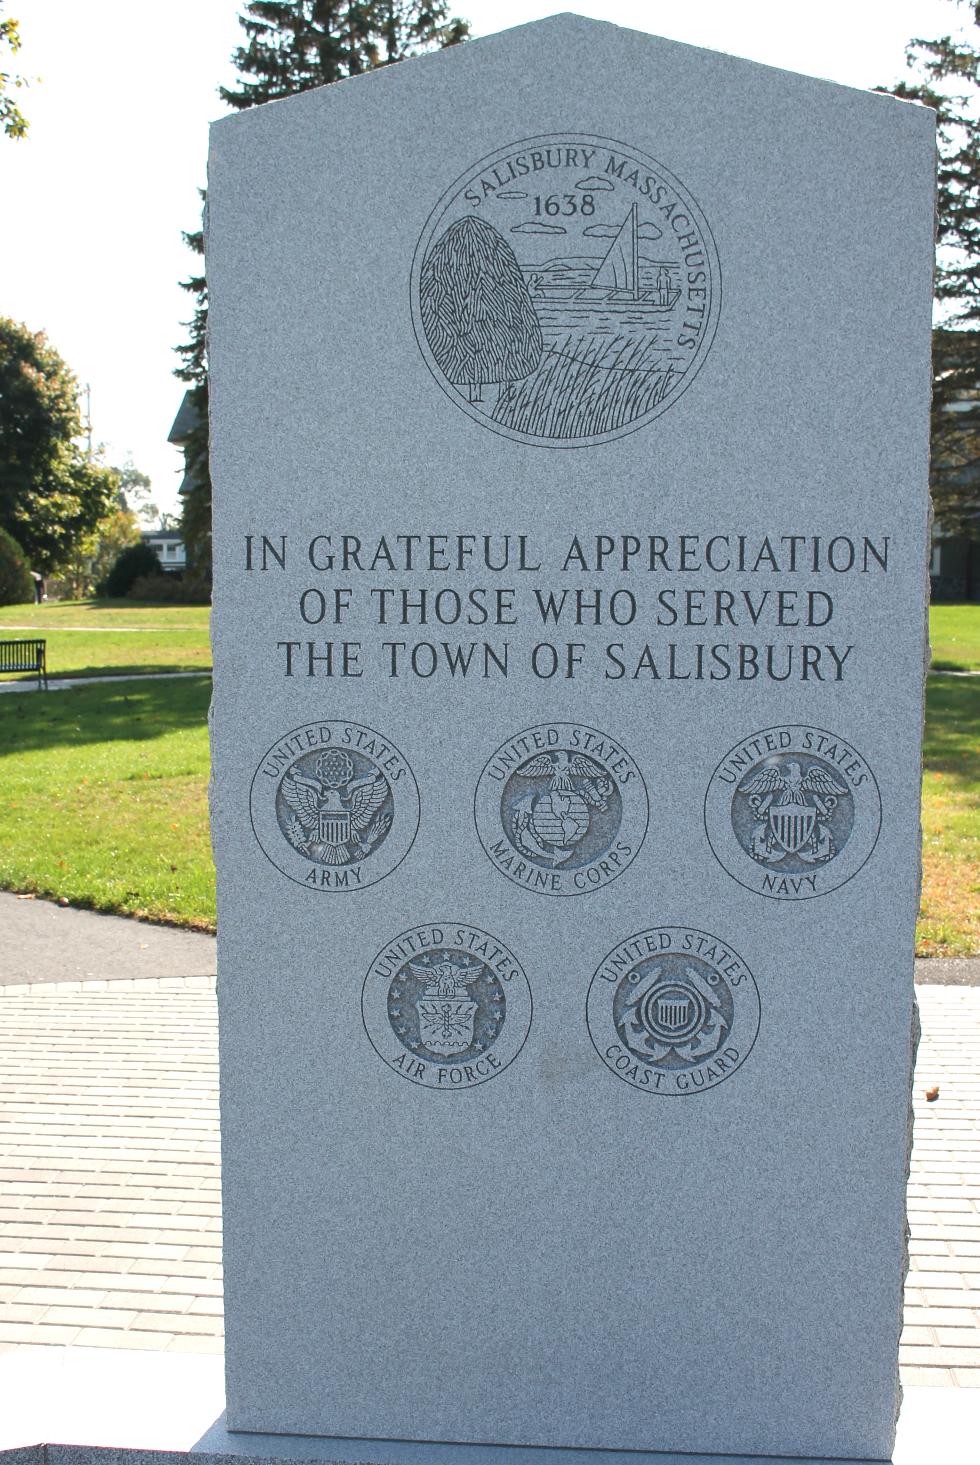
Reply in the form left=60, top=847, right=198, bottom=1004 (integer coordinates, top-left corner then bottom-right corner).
left=249, top=721, right=420, bottom=891
left=474, top=722, right=649, bottom=896
left=703, top=725, right=881, bottom=899
left=411, top=133, right=720, bottom=447
left=587, top=927, right=761, bottom=1096
left=361, top=924, right=532, bottom=1090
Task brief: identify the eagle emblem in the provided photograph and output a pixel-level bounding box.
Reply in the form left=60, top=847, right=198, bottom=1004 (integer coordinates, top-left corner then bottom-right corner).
left=403, top=955, right=485, bottom=1057
left=737, top=758, right=849, bottom=865
left=509, top=751, right=614, bottom=866
left=279, top=748, right=391, bottom=865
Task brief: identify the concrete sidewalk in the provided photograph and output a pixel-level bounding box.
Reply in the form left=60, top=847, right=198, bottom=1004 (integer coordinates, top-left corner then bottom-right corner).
left=0, top=893, right=215, bottom=986
left=0, top=902, right=977, bottom=1385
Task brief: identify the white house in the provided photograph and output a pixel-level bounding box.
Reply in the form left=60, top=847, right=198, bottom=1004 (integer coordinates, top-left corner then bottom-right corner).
left=141, top=528, right=187, bottom=573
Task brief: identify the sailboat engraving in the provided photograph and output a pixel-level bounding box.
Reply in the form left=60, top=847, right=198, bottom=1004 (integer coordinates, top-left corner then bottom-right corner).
left=529, top=204, right=681, bottom=314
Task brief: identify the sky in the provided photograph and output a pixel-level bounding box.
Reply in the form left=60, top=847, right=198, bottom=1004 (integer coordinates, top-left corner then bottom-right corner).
left=2, top=0, right=973, bottom=517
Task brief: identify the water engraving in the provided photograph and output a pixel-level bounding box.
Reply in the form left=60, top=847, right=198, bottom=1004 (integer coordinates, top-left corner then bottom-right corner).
left=474, top=722, right=649, bottom=896
left=411, top=134, right=721, bottom=446
left=362, top=924, right=532, bottom=1089
left=587, top=927, right=761, bottom=1095
left=703, top=725, right=881, bottom=899
left=249, top=721, right=420, bottom=891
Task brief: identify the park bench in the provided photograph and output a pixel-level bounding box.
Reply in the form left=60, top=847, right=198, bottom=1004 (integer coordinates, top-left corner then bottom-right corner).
left=0, top=637, right=48, bottom=689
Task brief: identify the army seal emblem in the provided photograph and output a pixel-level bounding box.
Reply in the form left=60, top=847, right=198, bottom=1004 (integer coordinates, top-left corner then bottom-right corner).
left=703, top=725, right=881, bottom=899
left=474, top=722, right=649, bottom=896
left=411, top=134, right=721, bottom=447
left=361, top=924, right=532, bottom=1090
left=587, top=927, right=761, bottom=1096
left=249, top=721, right=420, bottom=891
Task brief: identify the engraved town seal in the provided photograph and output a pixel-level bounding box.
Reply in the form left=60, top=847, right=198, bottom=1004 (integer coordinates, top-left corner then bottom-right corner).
left=361, top=924, right=532, bottom=1090
left=411, top=134, right=721, bottom=447
left=474, top=722, right=649, bottom=896
left=703, top=725, right=882, bottom=899
left=587, top=927, right=761, bottom=1096
left=249, top=721, right=420, bottom=891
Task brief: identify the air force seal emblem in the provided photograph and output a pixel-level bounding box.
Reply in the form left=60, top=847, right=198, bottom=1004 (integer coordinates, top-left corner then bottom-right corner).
left=703, top=725, right=881, bottom=899
left=474, top=722, right=649, bottom=896
left=361, top=924, right=532, bottom=1090
left=587, top=927, right=761, bottom=1096
left=249, top=721, right=420, bottom=891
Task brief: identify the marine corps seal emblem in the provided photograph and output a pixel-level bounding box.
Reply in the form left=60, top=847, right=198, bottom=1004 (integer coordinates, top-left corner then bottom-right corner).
left=703, top=725, right=881, bottom=899
left=474, top=722, right=649, bottom=896
left=411, top=133, right=720, bottom=447
left=361, top=924, right=532, bottom=1090
left=587, top=927, right=761, bottom=1096
left=249, top=720, right=420, bottom=891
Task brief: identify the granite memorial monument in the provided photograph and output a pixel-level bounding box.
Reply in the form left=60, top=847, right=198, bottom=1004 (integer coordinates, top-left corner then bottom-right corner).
left=207, top=14, right=935, bottom=1460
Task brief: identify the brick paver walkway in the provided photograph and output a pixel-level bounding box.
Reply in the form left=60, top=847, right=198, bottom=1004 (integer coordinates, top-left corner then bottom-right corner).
left=0, top=978, right=977, bottom=1382
left=0, top=980, right=221, bottom=1353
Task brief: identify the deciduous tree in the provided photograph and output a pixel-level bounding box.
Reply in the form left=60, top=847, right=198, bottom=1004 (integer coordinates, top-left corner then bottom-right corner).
left=0, top=3, right=28, bottom=140
left=0, top=319, right=118, bottom=573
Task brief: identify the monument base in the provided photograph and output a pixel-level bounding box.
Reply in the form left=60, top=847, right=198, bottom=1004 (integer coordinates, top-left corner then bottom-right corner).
left=0, top=1348, right=975, bottom=1465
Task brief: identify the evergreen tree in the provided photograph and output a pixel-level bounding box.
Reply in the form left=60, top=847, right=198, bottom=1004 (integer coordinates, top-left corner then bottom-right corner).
left=885, top=1, right=980, bottom=557
left=176, top=1, right=469, bottom=580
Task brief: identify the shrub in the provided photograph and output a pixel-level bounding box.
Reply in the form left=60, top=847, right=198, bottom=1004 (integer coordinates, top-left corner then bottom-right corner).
left=0, top=527, right=33, bottom=606
left=98, top=543, right=163, bottom=599
left=128, top=571, right=210, bottom=604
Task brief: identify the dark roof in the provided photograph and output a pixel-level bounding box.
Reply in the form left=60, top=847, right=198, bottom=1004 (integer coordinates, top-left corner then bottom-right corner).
left=142, top=530, right=184, bottom=543
left=168, top=391, right=201, bottom=445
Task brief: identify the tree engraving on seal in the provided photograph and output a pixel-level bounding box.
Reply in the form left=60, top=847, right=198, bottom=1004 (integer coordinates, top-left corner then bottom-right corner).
left=703, top=725, right=882, bottom=900
left=362, top=924, right=532, bottom=1090
left=249, top=721, right=420, bottom=892
left=411, top=134, right=721, bottom=447
left=587, top=927, right=761, bottom=1096
left=474, top=722, right=649, bottom=896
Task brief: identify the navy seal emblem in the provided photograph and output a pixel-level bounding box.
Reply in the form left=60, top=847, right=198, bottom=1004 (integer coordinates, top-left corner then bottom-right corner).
left=411, top=134, right=721, bottom=447
left=249, top=721, right=420, bottom=891
left=361, top=924, right=532, bottom=1090
left=587, top=927, right=761, bottom=1095
left=703, top=725, right=881, bottom=899
left=474, top=723, right=649, bottom=896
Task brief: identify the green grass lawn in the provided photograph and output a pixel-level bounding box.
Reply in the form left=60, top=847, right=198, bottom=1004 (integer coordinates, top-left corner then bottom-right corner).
left=931, top=602, right=980, bottom=671
left=0, top=598, right=211, bottom=680
left=919, top=674, right=980, bottom=956
left=0, top=602, right=977, bottom=951
left=0, top=677, right=214, bottom=929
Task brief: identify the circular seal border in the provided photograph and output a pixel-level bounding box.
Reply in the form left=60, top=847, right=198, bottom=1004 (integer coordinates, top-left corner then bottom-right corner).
left=586, top=926, right=762, bottom=1097
left=702, top=724, right=883, bottom=901
left=473, top=721, right=651, bottom=898
left=410, top=132, right=723, bottom=449
left=248, top=720, right=421, bottom=893
left=361, top=922, right=533, bottom=1091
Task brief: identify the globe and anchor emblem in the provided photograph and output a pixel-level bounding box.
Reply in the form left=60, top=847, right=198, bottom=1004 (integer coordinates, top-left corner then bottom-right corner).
left=474, top=723, right=650, bottom=896
left=510, top=750, right=613, bottom=866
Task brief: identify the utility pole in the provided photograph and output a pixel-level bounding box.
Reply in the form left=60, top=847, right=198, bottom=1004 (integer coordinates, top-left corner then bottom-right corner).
left=84, top=383, right=93, bottom=456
